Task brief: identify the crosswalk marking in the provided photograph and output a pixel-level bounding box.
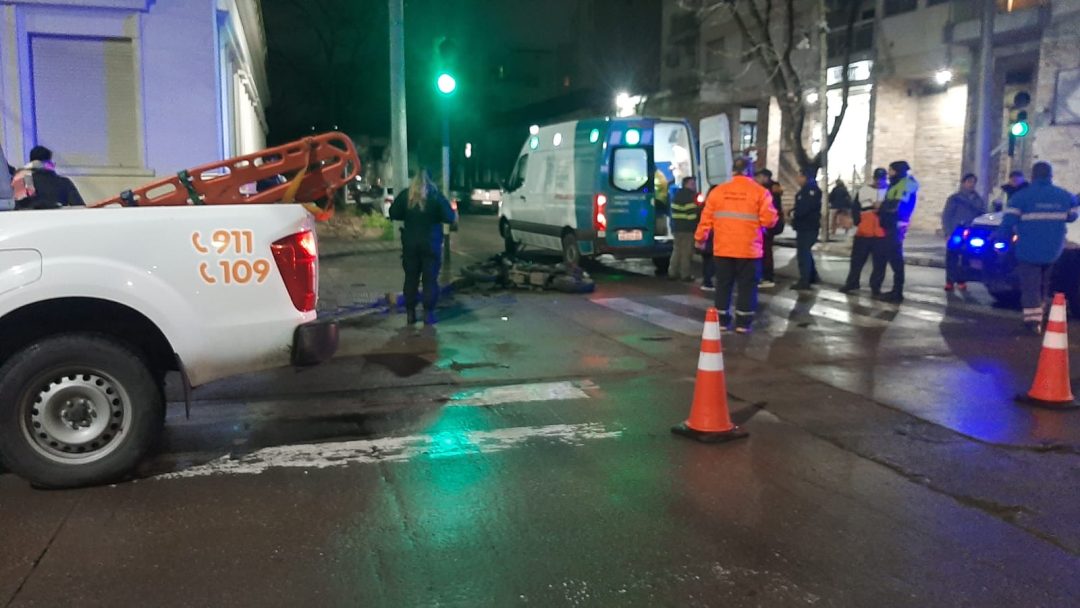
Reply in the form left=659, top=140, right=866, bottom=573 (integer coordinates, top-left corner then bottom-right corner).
left=662, top=293, right=890, bottom=329
left=763, top=293, right=892, bottom=328
left=449, top=381, right=590, bottom=407
left=597, top=285, right=1015, bottom=337
left=810, top=290, right=951, bottom=324
left=592, top=297, right=703, bottom=335
left=159, top=423, right=623, bottom=479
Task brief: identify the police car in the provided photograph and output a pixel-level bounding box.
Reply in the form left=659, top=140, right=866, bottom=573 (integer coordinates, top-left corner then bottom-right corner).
left=949, top=211, right=1080, bottom=315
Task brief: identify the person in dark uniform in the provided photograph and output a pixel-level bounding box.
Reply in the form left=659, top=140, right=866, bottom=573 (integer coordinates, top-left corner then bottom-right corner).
left=753, top=168, right=785, bottom=288
left=790, top=168, right=822, bottom=291
left=389, top=169, right=456, bottom=325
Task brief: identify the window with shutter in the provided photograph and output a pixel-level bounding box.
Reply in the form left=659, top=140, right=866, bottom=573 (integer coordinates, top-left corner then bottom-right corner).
left=30, top=36, right=140, bottom=169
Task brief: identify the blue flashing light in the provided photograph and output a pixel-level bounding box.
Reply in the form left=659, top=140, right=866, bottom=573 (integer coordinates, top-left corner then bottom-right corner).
left=948, top=235, right=964, bottom=249
left=968, top=237, right=986, bottom=248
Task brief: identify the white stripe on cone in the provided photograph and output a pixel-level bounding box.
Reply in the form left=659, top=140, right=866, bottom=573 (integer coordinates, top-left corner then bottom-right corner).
left=1049, top=305, right=1067, bottom=323
left=1043, top=331, right=1068, bottom=350
left=698, top=351, right=724, bottom=372
left=702, top=321, right=722, bottom=340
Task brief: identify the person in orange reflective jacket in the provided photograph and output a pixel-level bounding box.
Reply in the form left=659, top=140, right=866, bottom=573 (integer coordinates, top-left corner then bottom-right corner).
left=694, top=158, right=778, bottom=333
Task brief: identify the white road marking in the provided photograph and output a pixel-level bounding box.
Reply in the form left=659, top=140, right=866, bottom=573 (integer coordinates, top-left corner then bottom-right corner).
left=449, top=381, right=590, bottom=407
left=158, top=423, right=622, bottom=479
left=811, top=289, right=952, bottom=324
left=663, top=293, right=890, bottom=328
left=763, top=293, right=891, bottom=328
left=592, top=297, right=703, bottom=335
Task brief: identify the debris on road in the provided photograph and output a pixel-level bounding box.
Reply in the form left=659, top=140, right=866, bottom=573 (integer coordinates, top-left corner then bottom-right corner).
left=458, top=254, right=595, bottom=294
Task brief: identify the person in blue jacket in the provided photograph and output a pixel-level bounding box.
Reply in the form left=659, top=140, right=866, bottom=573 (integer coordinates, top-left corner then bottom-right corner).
left=389, top=168, right=456, bottom=326
left=998, top=161, right=1079, bottom=333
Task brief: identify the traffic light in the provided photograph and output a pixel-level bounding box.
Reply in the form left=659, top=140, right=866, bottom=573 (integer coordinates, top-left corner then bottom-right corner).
left=1010, top=111, right=1029, bottom=138
left=1007, top=91, right=1030, bottom=157
left=435, top=37, right=458, bottom=97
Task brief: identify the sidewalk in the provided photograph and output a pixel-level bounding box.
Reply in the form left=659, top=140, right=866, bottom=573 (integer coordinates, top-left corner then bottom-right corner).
left=775, top=226, right=946, bottom=268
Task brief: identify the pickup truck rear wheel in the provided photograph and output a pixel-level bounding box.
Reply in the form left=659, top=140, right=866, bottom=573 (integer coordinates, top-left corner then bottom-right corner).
left=0, top=334, right=164, bottom=489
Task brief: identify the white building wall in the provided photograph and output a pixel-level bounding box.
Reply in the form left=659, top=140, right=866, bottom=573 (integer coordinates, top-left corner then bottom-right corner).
left=0, top=0, right=267, bottom=203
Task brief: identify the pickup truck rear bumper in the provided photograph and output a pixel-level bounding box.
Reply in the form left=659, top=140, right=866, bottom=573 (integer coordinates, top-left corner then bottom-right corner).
left=292, top=320, right=339, bottom=366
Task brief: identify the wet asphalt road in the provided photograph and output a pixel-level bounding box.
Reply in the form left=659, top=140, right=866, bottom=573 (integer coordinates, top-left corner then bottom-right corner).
left=2, top=215, right=1079, bottom=607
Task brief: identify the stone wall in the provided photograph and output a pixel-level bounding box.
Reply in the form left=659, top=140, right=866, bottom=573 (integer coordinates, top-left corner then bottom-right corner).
left=871, top=80, right=967, bottom=234
left=1031, top=4, right=1080, bottom=194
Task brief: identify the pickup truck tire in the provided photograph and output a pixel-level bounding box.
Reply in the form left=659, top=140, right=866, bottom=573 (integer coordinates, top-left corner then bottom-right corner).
left=0, top=334, right=164, bottom=489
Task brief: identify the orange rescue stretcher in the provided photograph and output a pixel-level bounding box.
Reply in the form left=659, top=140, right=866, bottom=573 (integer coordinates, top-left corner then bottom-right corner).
left=88, top=132, right=360, bottom=221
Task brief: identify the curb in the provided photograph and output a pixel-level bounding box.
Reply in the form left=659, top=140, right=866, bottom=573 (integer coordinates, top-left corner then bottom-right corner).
left=318, top=240, right=400, bottom=260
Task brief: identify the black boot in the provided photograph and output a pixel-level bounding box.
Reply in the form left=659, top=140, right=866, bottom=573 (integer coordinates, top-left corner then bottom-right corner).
left=406, top=308, right=418, bottom=325
left=424, top=310, right=438, bottom=325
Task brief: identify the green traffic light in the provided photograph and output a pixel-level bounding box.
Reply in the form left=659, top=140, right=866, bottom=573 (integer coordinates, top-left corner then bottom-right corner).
left=437, top=72, right=457, bottom=95
left=1010, top=121, right=1029, bottom=137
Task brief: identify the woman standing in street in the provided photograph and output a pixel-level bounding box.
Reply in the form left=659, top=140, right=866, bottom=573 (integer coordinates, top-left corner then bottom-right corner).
left=389, top=169, right=456, bottom=325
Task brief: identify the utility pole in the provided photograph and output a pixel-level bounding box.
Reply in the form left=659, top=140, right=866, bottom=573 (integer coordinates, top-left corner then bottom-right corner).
left=441, top=115, right=450, bottom=195
left=389, top=0, right=408, bottom=194
left=973, top=0, right=996, bottom=203
left=818, top=0, right=831, bottom=243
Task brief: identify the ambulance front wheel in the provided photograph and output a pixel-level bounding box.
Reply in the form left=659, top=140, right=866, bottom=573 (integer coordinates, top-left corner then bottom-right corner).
left=499, top=219, right=518, bottom=256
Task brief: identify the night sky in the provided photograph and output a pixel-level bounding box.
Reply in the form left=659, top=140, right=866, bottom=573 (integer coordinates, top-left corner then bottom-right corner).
left=262, top=0, right=660, bottom=176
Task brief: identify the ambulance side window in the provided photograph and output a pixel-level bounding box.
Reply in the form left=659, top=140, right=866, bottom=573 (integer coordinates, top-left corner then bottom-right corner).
left=508, top=155, right=529, bottom=191
left=611, top=148, right=649, bottom=192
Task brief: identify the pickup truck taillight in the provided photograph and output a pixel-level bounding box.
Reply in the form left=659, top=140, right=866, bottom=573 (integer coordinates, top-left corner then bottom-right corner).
left=271, top=231, right=318, bottom=312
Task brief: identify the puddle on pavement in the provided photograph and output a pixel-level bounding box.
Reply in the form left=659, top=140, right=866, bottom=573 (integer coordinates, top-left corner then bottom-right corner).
left=362, top=353, right=435, bottom=377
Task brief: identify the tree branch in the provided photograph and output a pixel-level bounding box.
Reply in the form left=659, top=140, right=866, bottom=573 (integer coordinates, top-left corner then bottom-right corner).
left=826, top=0, right=862, bottom=149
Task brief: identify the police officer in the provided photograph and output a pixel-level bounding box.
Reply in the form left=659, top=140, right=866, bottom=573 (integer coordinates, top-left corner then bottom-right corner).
left=877, top=160, right=919, bottom=303
left=998, top=161, right=1079, bottom=333
left=389, top=169, right=456, bottom=325
left=694, top=158, right=778, bottom=333
left=791, top=168, right=822, bottom=291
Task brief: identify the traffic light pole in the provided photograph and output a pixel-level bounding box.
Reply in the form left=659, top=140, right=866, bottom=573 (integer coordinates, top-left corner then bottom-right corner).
left=441, top=110, right=452, bottom=282
left=973, top=0, right=996, bottom=203
left=388, top=0, right=408, bottom=194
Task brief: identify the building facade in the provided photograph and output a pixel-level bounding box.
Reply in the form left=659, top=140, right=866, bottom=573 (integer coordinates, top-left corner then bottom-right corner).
left=0, top=0, right=268, bottom=203
left=652, top=0, right=1075, bottom=234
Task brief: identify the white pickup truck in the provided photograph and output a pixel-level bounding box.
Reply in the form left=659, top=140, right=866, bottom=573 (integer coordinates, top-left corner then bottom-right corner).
left=0, top=205, right=338, bottom=488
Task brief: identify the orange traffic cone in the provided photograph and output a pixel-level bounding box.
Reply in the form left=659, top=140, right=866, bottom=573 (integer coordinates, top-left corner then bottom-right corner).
left=672, top=307, right=750, bottom=443
left=1016, top=293, right=1078, bottom=410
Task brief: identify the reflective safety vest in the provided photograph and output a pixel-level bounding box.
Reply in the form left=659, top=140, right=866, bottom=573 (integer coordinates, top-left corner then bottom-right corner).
left=855, top=210, right=885, bottom=238
left=694, top=176, right=778, bottom=258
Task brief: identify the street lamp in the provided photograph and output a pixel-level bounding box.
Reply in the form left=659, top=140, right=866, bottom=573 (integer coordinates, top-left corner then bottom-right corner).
left=615, top=91, right=641, bottom=117
left=935, top=69, right=953, bottom=85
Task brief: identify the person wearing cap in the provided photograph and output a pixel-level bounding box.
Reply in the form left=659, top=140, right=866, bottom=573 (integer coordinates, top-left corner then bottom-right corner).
left=694, top=157, right=778, bottom=333
left=841, top=167, right=889, bottom=294
left=753, top=168, right=785, bottom=289
left=941, top=173, right=986, bottom=291
left=790, top=167, right=822, bottom=291
left=1001, top=170, right=1028, bottom=202
left=997, top=161, right=1078, bottom=333
left=876, top=160, right=919, bottom=303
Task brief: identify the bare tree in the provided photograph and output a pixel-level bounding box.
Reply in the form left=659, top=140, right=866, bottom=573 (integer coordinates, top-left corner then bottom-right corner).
left=679, top=0, right=861, bottom=173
